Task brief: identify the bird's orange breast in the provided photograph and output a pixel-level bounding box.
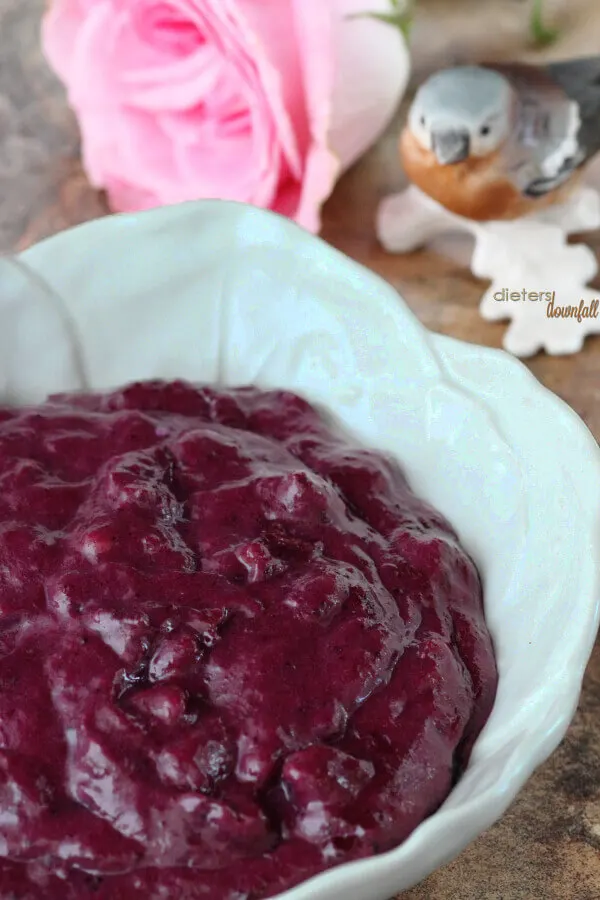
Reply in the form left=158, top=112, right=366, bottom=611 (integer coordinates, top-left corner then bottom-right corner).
left=399, top=128, right=567, bottom=221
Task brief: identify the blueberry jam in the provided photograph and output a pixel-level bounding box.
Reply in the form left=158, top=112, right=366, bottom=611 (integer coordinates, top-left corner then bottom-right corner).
left=0, top=380, right=497, bottom=900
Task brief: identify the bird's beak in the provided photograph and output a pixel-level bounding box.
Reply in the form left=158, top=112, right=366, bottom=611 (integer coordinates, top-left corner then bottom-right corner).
left=431, top=128, right=470, bottom=165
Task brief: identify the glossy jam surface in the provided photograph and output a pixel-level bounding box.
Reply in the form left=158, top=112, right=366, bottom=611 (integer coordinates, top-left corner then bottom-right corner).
left=0, top=381, right=497, bottom=900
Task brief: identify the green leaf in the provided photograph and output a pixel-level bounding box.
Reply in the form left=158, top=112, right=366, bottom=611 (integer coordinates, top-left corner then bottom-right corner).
left=529, top=0, right=559, bottom=46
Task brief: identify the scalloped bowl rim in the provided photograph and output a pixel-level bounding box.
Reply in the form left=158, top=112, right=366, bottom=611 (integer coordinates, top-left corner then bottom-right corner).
left=7, top=198, right=600, bottom=899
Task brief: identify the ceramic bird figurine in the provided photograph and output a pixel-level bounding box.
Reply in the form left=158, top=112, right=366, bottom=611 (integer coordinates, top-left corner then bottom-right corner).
left=400, top=56, right=600, bottom=221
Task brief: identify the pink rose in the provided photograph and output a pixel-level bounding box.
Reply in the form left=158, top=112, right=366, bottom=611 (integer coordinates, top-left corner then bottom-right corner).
left=42, top=0, right=408, bottom=232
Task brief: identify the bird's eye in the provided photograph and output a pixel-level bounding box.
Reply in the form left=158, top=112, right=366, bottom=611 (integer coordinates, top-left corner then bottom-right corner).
left=420, top=116, right=426, bottom=127
left=480, top=124, right=491, bottom=136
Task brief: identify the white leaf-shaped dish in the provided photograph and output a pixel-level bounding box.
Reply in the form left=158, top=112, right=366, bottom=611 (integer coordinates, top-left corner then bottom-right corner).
left=4, top=199, right=600, bottom=899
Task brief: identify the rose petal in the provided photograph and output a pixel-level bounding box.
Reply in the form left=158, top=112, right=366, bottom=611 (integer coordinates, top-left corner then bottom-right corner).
left=68, top=3, right=125, bottom=109
left=119, top=50, right=223, bottom=112
left=330, top=0, right=410, bottom=171
left=41, top=0, right=87, bottom=85
left=100, top=175, right=158, bottom=213
left=286, top=0, right=339, bottom=231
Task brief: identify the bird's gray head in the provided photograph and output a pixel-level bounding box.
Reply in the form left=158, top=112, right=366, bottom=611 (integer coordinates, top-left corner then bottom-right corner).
left=408, top=66, right=514, bottom=164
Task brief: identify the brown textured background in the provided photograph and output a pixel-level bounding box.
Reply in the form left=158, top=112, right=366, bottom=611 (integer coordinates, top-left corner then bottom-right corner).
left=2, top=0, right=600, bottom=897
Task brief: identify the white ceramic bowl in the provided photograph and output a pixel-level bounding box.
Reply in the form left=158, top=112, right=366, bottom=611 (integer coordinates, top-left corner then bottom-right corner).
left=2, top=200, right=600, bottom=899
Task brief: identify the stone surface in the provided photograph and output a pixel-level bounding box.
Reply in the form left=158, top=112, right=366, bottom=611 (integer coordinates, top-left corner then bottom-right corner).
left=0, top=0, right=109, bottom=254
left=1, top=0, right=600, bottom=897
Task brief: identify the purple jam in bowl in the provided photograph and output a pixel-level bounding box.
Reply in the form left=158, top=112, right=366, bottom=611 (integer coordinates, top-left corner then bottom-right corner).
left=0, top=380, right=497, bottom=899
